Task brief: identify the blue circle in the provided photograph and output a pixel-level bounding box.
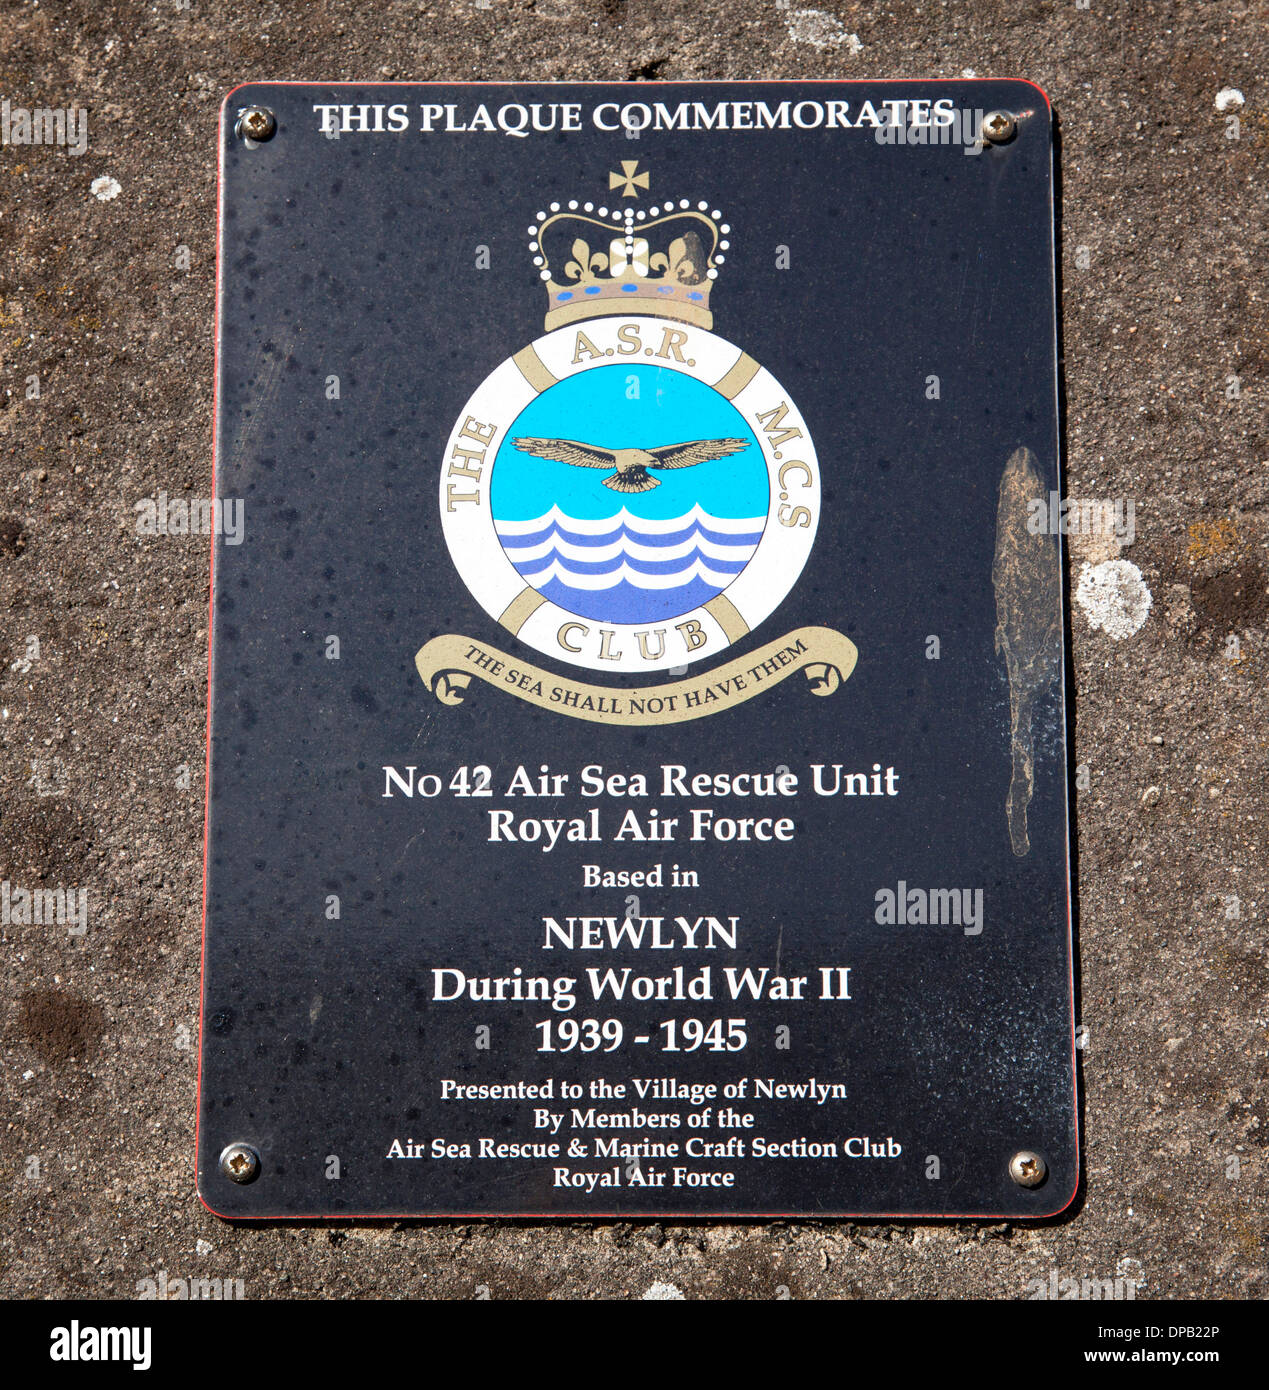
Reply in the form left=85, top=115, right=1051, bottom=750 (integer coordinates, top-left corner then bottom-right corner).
left=491, top=364, right=768, bottom=625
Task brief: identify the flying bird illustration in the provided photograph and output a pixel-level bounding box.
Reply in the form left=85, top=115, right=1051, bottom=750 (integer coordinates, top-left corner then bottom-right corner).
left=511, top=436, right=750, bottom=493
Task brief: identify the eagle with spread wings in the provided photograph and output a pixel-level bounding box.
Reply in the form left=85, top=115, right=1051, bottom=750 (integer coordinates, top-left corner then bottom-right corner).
left=511, top=436, right=750, bottom=493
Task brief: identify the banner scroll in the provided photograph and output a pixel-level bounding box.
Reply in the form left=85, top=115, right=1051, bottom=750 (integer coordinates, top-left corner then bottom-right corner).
left=415, top=626, right=857, bottom=726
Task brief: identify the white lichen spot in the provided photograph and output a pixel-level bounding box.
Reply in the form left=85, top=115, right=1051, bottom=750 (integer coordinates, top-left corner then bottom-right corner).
left=1075, top=559, right=1152, bottom=639
left=642, top=1280, right=686, bottom=1300
left=1214, top=88, right=1245, bottom=112
left=785, top=9, right=861, bottom=52
left=961, top=68, right=978, bottom=79
left=91, top=175, right=122, bottom=202
left=195, top=1239, right=213, bottom=1257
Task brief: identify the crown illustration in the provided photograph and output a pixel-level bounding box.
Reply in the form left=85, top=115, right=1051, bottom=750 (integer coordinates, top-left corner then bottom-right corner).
left=530, top=186, right=729, bottom=333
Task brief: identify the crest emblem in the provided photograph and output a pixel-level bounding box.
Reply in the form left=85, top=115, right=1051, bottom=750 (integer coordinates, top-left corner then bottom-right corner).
left=439, top=179, right=821, bottom=675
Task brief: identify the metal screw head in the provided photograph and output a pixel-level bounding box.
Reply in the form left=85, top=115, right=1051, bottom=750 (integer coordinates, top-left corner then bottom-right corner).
left=219, top=1143, right=261, bottom=1184
left=1009, top=1149, right=1047, bottom=1188
left=982, top=110, right=1017, bottom=144
left=235, top=107, right=276, bottom=143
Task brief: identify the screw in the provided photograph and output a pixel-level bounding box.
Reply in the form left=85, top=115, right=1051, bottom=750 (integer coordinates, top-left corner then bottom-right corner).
left=219, top=1143, right=260, bottom=1184
left=1009, top=1149, right=1047, bottom=1188
left=982, top=110, right=1017, bottom=145
left=235, top=107, right=276, bottom=143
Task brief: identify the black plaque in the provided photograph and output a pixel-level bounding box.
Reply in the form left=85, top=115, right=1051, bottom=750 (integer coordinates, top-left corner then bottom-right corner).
left=198, top=80, right=1076, bottom=1219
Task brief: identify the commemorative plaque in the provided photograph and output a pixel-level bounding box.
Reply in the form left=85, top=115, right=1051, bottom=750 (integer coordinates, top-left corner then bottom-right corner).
left=198, top=81, right=1077, bottom=1218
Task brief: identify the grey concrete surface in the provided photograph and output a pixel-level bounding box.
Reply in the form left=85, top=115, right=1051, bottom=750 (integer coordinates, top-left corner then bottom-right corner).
left=1, top=0, right=1265, bottom=1299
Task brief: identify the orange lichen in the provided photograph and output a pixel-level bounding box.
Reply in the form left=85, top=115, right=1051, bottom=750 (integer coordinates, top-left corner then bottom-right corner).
left=1187, top=517, right=1238, bottom=562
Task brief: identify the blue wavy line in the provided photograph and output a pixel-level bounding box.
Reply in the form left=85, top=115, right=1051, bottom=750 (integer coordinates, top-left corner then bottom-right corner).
left=514, top=549, right=751, bottom=579
left=497, top=521, right=764, bottom=550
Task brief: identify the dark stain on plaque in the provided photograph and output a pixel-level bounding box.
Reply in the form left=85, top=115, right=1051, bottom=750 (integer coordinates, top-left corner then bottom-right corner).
left=992, top=446, right=1061, bottom=857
